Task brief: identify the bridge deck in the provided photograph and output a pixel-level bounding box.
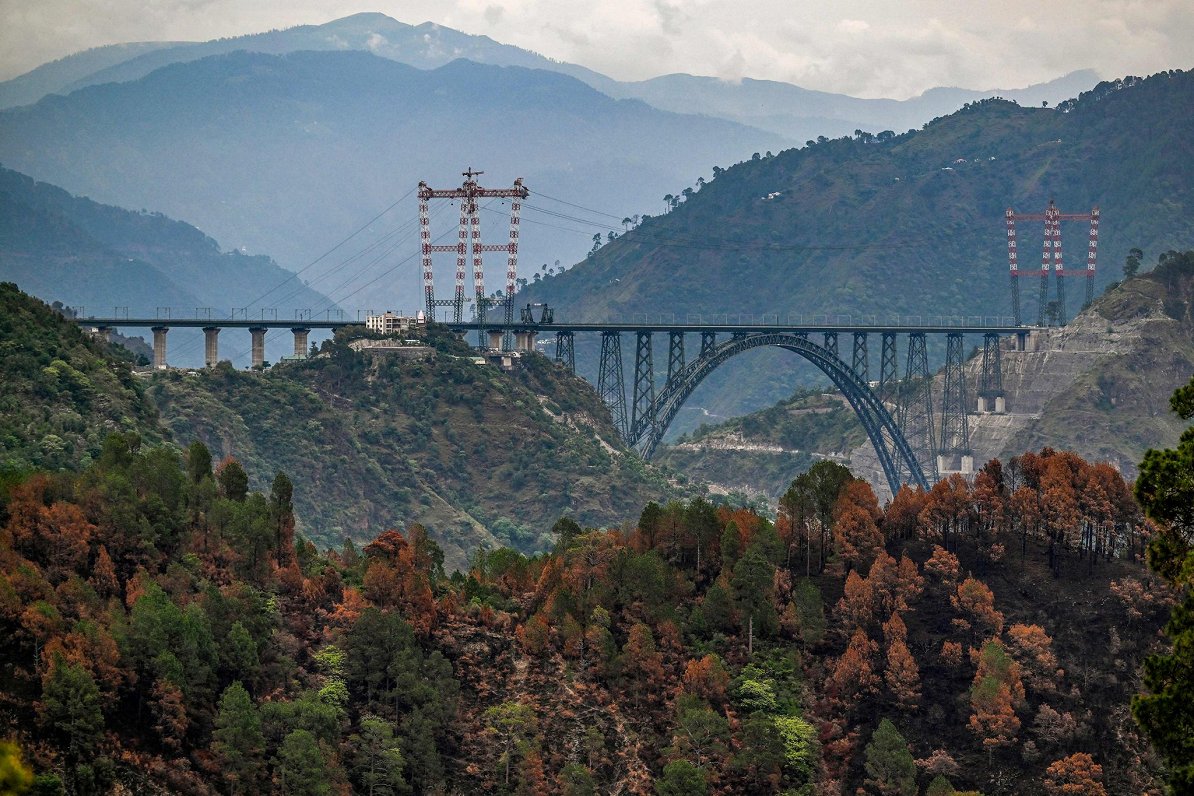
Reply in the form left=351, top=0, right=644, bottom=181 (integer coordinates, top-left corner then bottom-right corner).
left=78, top=318, right=1037, bottom=335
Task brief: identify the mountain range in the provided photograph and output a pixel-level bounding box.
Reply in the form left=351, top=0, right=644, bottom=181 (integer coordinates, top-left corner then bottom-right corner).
left=0, top=13, right=1098, bottom=318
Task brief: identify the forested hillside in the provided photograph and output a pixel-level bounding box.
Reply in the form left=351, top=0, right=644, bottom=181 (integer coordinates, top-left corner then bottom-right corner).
left=0, top=439, right=1169, bottom=794
left=148, top=325, right=679, bottom=570
left=525, top=70, right=1194, bottom=423
left=0, top=282, right=162, bottom=474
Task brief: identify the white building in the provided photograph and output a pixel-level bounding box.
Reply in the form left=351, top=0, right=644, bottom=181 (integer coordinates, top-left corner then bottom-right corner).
left=365, top=310, right=426, bottom=335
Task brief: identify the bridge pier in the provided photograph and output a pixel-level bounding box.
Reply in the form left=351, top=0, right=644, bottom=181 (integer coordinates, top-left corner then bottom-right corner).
left=938, top=332, right=973, bottom=473
left=898, top=332, right=938, bottom=483
left=554, top=331, right=575, bottom=373
left=514, top=330, right=537, bottom=353
left=487, top=330, right=503, bottom=350
left=667, top=332, right=685, bottom=386
left=977, top=333, right=1005, bottom=413
left=250, top=326, right=267, bottom=369
left=823, top=331, right=838, bottom=359
left=631, top=331, right=655, bottom=438
left=598, top=332, right=628, bottom=438
left=151, top=326, right=168, bottom=369
left=879, top=333, right=898, bottom=406
left=852, top=332, right=869, bottom=382
left=203, top=326, right=220, bottom=367
left=292, top=327, right=310, bottom=359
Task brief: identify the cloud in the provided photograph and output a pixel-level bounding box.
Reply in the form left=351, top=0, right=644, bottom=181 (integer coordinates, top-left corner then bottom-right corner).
left=0, top=0, right=1191, bottom=97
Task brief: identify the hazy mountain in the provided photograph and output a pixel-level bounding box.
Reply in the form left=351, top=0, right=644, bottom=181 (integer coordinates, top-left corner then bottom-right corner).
left=0, top=165, right=336, bottom=365
left=521, top=71, right=1194, bottom=429
left=599, top=69, right=1102, bottom=141
left=0, top=40, right=181, bottom=109
left=0, top=50, right=789, bottom=314
left=0, top=13, right=1093, bottom=143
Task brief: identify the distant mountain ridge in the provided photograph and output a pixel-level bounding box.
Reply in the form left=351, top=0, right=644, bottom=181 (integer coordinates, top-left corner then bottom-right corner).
left=0, top=49, right=789, bottom=313
left=0, top=165, right=337, bottom=365
left=0, top=14, right=1096, bottom=146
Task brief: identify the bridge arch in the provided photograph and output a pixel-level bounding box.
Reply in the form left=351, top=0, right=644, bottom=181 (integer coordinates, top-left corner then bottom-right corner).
left=633, top=333, right=929, bottom=495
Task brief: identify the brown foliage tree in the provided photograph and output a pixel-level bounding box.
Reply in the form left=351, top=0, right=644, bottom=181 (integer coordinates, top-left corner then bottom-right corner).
left=1007, top=623, right=1061, bottom=692
left=826, top=628, right=879, bottom=703
left=884, top=633, right=921, bottom=710
left=924, top=546, right=960, bottom=589
left=837, top=570, right=874, bottom=629
left=951, top=577, right=1004, bottom=640
left=1043, top=753, right=1107, bottom=796
left=681, top=654, right=730, bottom=705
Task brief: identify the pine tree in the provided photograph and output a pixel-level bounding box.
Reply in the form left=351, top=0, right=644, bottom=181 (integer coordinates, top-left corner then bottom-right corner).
left=212, top=682, right=265, bottom=794
left=654, top=760, right=708, bottom=796
left=863, top=719, right=917, bottom=796
left=276, top=729, right=332, bottom=796
left=38, top=656, right=103, bottom=763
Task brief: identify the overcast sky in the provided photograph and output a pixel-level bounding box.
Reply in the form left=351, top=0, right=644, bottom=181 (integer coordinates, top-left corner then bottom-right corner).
left=1, top=0, right=1191, bottom=98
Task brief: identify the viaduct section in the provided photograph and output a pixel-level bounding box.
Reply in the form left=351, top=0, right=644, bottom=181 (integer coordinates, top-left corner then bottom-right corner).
left=79, top=312, right=1032, bottom=496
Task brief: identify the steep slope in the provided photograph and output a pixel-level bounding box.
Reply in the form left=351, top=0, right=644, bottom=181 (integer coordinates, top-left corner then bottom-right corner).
left=0, top=50, right=788, bottom=310
left=148, top=326, right=681, bottom=570
left=0, top=282, right=163, bottom=473
left=525, top=71, right=1194, bottom=427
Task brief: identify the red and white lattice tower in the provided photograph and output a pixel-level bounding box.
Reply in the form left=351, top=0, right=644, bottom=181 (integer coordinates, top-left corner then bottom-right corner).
left=1004, top=201, right=1099, bottom=326
left=417, top=169, right=528, bottom=331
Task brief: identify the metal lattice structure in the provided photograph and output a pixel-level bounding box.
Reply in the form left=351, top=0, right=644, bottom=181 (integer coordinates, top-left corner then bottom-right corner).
left=898, top=333, right=938, bottom=484
left=631, top=331, right=656, bottom=440
left=1006, top=201, right=1100, bottom=327
left=878, top=332, right=899, bottom=407
left=938, top=333, right=971, bottom=469
left=418, top=169, right=528, bottom=342
left=667, top=332, right=686, bottom=385
left=598, top=331, right=628, bottom=438
left=978, top=333, right=1004, bottom=411
left=852, top=332, right=869, bottom=382
left=554, top=331, right=575, bottom=373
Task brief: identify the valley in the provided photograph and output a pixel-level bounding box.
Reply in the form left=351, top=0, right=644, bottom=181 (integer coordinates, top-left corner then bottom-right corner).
left=1, top=11, right=1193, bottom=795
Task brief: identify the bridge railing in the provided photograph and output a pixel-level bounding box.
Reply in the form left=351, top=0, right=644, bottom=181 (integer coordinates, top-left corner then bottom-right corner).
left=624, top=313, right=1019, bottom=327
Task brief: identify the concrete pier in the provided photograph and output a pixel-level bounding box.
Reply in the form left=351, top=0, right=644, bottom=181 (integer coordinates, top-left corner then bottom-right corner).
left=292, top=327, right=310, bottom=359
left=151, top=326, right=168, bottom=369
left=250, top=326, right=267, bottom=369
left=487, top=330, right=504, bottom=350
left=203, top=327, right=220, bottom=367
left=514, top=330, right=537, bottom=352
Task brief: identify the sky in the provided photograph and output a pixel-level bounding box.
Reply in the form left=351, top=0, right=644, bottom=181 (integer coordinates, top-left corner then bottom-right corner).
left=1, top=0, right=1192, bottom=98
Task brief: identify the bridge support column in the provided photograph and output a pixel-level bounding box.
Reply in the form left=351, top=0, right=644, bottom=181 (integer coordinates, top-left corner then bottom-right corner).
left=250, top=326, right=267, bottom=369
left=938, top=332, right=972, bottom=472
left=203, top=326, right=220, bottom=367
left=700, top=331, right=717, bottom=359
left=515, top=331, right=537, bottom=353
left=631, top=332, right=655, bottom=439
left=598, top=332, right=628, bottom=438
left=978, top=333, right=1005, bottom=413
left=823, top=332, right=838, bottom=359
left=879, top=333, right=898, bottom=406
left=487, top=330, right=503, bottom=350
left=291, top=327, right=310, bottom=359
left=667, top=332, right=685, bottom=386
left=151, top=326, right=168, bottom=370
left=898, top=333, right=937, bottom=483
left=554, top=331, right=575, bottom=373
left=852, top=332, right=869, bottom=382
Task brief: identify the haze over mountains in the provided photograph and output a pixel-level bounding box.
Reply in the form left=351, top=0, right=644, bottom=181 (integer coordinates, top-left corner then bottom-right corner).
left=0, top=13, right=1099, bottom=317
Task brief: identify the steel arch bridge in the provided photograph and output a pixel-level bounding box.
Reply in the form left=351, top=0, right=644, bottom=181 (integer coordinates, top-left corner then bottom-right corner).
left=621, top=332, right=929, bottom=495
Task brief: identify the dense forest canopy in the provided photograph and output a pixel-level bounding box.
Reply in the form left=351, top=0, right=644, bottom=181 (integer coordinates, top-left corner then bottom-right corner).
left=0, top=431, right=1174, bottom=794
